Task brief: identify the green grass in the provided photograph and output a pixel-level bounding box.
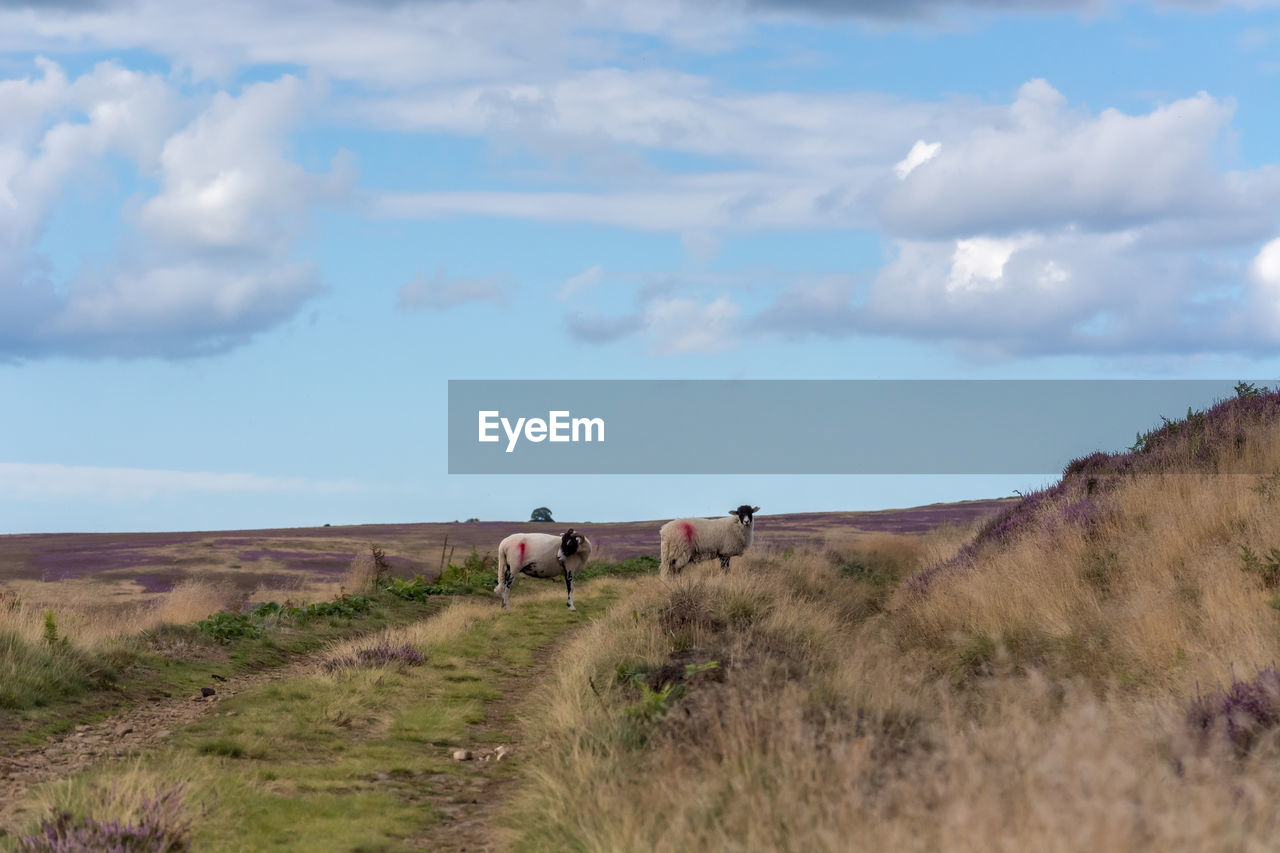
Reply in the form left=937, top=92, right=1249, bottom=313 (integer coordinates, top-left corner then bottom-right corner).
left=0, top=630, right=97, bottom=711
left=0, top=592, right=445, bottom=752
left=7, top=581, right=630, bottom=852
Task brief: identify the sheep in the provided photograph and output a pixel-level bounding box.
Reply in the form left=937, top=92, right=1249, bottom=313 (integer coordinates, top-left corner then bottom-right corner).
left=495, top=527, right=591, bottom=611
left=659, top=505, right=760, bottom=577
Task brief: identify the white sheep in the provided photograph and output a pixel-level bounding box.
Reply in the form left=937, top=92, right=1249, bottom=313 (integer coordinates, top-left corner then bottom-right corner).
left=658, top=505, right=760, bottom=577
left=495, top=527, right=591, bottom=611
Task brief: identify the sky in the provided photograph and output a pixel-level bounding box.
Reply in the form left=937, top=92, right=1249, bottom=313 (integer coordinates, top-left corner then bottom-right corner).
left=3, top=0, right=1280, bottom=533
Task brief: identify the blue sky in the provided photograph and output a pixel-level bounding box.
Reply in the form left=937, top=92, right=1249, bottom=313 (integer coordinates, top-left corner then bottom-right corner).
left=3, top=0, right=1280, bottom=533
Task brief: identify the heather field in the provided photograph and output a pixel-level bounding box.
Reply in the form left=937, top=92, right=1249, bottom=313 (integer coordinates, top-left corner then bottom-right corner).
left=0, top=500, right=1011, bottom=603
left=10, top=390, right=1280, bottom=850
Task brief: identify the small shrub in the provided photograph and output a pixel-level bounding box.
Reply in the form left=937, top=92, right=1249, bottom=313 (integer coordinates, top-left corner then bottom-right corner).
left=1187, top=666, right=1280, bottom=756
left=625, top=682, right=684, bottom=724
left=383, top=576, right=434, bottom=601
left=42, top=611, right=67, bottom=648
left=322, top=641, right=426, bottom=673
left=1235, top=380, right=1267, bottom=400
left=18, top=786, right=191, bottom=852
left=435, top=550, right=497, bottom=595
left=1239, top=545, right=1280, bottom=589
left=195, top=612, right=261, bottom=645
left=298, top=594, right=374, bottom=620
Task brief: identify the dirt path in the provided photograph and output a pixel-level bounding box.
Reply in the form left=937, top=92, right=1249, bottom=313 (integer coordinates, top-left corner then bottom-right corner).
left=1, top=613, right=585, bottom=851
left=403, top=639, right=568, bottom=852
left=0, top=654, right=320, bottom=833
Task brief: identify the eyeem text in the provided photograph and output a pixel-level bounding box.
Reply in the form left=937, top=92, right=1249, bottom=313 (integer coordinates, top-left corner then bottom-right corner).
left=478, top=410, right=605, bottom=453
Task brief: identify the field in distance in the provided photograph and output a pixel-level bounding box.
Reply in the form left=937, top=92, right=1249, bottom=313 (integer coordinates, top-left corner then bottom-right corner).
left=0, top=499, right=1014, bottom=602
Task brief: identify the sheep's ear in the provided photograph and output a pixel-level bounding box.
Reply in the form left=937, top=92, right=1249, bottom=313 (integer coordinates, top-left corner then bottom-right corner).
left=728, top=509, right=740, bottom=517
left=751, top=506, right=760, bottom=514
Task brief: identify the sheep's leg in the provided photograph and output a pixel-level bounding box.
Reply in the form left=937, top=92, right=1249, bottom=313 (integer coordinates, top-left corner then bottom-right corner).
left=500, top=566, right=513, bottom=610
left=719, top=554, right=731, bottom=572
left=565, top=571, right=576, bottom=611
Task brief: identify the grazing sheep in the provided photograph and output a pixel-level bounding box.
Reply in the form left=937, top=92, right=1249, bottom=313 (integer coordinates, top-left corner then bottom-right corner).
left=659, top=505, right=760, bottom=577
left=495, top=528, right=591, bottom=611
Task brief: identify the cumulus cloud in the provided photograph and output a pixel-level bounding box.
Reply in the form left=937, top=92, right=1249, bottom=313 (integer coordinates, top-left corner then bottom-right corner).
left=5, top=4, right=1280, bottom=362
left=397, top=268, right=507, bottom=310
left=877, top=80, right=1258, bottom=239
left=371, top=75, right=1277, bottom=250
left=563, top=276, right=743, bottom=355
left=0, top=61, right=343, bottom=360
left=765, top=230, right=1260, bottom=357
left=139, top=76, right=338, bottom=252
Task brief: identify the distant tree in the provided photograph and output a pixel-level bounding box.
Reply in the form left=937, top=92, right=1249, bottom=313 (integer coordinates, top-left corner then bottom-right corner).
left=465, top=517, right=480, bottom=523
left=530, top=507, right=554, bottom=523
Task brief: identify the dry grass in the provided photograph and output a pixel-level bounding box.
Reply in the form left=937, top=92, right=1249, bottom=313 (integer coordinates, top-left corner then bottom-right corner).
left=0, top=578, right=244, bottom=651
left=507, top=442, right=1280, bottom=851
left=0, top=569, right=357, bottom=654
left=897, top=469, right=1280, bottom=693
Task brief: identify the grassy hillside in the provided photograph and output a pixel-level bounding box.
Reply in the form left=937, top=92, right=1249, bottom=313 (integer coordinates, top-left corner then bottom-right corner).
left=502, top=385, right=1280, bottom=850
left=12, top=389, right=1280, bottom=849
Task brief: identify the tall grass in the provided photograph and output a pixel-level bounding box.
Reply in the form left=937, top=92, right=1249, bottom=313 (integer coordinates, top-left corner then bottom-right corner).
left=506, top=390, right=1280, bottom=851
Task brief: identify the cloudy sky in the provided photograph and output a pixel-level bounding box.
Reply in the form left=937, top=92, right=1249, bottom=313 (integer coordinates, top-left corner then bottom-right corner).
left=3, top=0, right=1280, bottom=532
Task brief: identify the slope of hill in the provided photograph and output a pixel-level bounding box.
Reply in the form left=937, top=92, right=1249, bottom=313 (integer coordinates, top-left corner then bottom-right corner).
left=15, top=385, right=1280, bottom=850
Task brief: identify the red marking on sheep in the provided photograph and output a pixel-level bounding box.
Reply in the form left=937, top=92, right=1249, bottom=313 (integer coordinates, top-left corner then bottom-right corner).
left=681, top=522, right=695, bottom=544
left=518, top=541, right=526, bottom=564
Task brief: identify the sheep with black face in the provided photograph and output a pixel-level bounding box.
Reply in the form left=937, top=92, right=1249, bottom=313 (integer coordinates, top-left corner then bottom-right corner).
left=495, top=528, right=591, bottom=611
left=658, top=505, right=760, bottom=577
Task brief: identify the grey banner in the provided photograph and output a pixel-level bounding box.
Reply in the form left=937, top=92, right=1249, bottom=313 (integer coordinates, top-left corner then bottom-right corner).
left=447, top=380, right=1266, bottom=474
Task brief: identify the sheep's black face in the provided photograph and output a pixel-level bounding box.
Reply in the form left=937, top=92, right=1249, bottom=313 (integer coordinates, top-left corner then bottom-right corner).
left=560, top=528, right=581, bottom=556
left=730, top=505, right=758, bottom=526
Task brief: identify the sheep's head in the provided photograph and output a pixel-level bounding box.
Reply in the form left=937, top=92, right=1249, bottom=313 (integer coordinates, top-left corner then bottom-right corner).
left=729, top=505, right=760, bottom=526
left=560, top=527, right=588, bottom=557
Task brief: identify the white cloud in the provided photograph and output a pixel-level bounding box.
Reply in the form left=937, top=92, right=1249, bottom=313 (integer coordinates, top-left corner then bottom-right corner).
left=398, top=268, right=507, bottom=311
left=644, top=294, right=740, bottom=354
left=878, top=81, right=1253, bottom=239
left=558, top=264, right=604, bottom=300
left=945, top=236, right=1030, bottom=293
left=0, top=62, right=342, bottom=359
left=139, top=76, right=332, bottom=252
left=893, top=139, right=941, bottom=179
left=844, top=229, right=1252, bottom=355
left=0, top=462, right=364, bottom=501
left=1247, top=237, right=1280, bottom=336
left=3, top=6, right=1280, bottom=362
